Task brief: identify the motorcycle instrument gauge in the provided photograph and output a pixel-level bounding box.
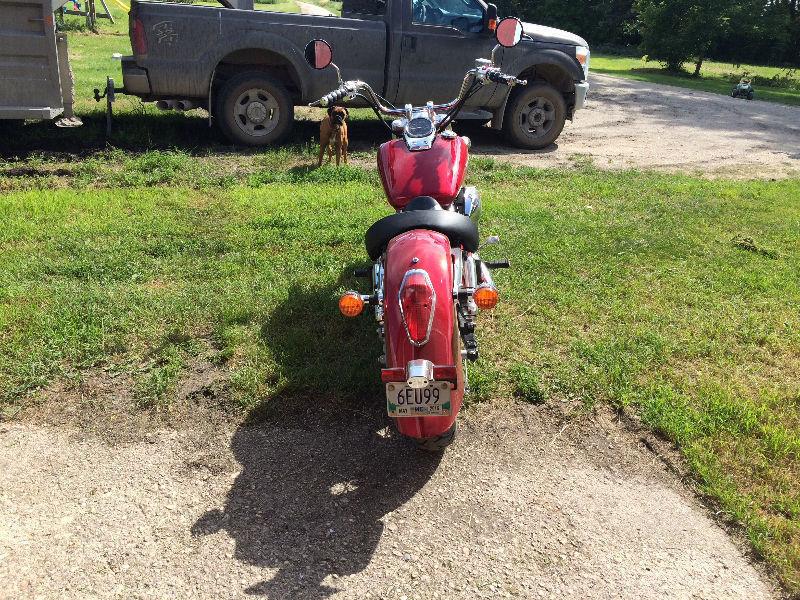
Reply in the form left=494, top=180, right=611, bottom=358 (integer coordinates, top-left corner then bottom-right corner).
left=406, top=117, right=434, bottom=138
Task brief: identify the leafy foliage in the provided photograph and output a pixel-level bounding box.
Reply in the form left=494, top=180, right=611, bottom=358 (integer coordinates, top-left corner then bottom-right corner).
left=635, top=0, right=733, bottom=72
left=493, top=0, right=798, bottom=68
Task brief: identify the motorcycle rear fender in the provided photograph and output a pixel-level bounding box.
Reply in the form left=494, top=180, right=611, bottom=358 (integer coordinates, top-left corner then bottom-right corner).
left=383, top=230, right=464, bottom=439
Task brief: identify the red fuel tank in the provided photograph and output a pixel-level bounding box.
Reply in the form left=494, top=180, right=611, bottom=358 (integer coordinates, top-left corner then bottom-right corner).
left=377, top=135, right=469, bottom=210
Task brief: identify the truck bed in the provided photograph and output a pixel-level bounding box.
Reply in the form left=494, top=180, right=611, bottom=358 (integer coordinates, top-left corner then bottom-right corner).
left=128, top=0, right=388, bottom=103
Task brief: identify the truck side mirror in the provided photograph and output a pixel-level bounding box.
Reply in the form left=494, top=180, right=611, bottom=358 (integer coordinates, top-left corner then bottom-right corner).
left=485, top=3, right=498, bottom=33
left=495, top=17, right=523, bottom=48
left=304, top=39, right=333, bottom=70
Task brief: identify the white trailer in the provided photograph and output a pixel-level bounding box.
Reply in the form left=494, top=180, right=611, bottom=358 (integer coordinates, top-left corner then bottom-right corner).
left=0, top=0, right=80, bottom=124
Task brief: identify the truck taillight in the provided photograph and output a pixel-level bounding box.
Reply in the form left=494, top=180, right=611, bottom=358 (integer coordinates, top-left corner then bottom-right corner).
left=399, top=269, right=435, bottom=347
left=132, top=18, right=147, bottom=55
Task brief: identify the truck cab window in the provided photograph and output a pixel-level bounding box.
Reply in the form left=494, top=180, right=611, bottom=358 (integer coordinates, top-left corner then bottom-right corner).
left=412, top=0, right=484, bottom=33
left=343, top=0, right=386, bottom=16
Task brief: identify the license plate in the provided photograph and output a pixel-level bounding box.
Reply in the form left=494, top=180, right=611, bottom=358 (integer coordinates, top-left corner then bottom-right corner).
left=386, top=382, right=452, bottom=417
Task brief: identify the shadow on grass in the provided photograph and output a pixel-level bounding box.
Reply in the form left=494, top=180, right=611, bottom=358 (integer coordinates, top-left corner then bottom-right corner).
left=1, top=109, right=527, bottom=160
left=193, top=271, right=443, bottom=598
left=251, top=273, right=381, bottom=424
left=0, top=111, right=396, bottom=159
left=629, top=67, right=698, bottom=79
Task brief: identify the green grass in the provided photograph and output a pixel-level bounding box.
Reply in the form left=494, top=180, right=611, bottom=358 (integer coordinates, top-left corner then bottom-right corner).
left=592, top=54, right=800, bottom=106
left=4, top=6, right=800, bottom=595
left=0, top=162, right=799, bottom=591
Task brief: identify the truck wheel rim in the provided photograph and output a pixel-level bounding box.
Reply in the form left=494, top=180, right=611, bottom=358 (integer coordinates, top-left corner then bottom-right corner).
left=518, top=96, right=555, bottom=139
left=233, top=88, right=280, bottom=137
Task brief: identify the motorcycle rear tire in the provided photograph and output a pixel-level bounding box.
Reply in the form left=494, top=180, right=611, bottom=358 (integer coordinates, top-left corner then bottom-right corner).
left=415, top=421, right=458, bottom=452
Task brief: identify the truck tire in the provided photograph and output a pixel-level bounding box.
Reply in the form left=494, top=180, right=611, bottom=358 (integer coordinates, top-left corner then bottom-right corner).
left=503, top=82, right=566, bottom=150
left=215, top=72, right=293, bottom=146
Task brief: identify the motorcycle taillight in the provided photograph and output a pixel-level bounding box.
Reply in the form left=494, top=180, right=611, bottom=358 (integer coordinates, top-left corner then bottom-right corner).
left=132, top=18, right=148, bottom=55
left=399, top=270, right=435, bottom=346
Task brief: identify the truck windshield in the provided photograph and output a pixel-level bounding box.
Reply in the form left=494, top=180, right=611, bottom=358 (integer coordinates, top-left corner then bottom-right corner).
left=412, top=0, right=484, bottom=33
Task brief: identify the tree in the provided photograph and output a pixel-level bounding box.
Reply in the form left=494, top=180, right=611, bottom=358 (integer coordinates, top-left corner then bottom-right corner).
left=493, top=0, right=639, bottom=48
left=635, top=0, right=734, bottom=74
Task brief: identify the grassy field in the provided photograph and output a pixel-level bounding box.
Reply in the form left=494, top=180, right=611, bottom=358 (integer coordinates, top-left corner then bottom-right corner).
left=592, top=54, right=800, bottom=106
left=1, top=5, right=799, bottom=595
left=1, top=160, right=799, bottom=591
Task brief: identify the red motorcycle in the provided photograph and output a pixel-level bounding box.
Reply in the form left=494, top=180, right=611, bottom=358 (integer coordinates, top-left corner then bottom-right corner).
left=305, top=18, right=526, bottom=451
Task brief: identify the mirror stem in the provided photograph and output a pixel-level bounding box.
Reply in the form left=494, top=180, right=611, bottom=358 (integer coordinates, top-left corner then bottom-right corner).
left=331, top=63, right=343, bottom=85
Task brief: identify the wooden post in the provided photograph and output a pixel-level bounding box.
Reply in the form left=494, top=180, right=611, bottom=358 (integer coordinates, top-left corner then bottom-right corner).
left=87, top=0, right=97, bottom=32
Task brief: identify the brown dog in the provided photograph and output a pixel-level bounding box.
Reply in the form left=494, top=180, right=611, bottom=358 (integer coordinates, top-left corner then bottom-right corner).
left=318, top=105, right=349, bottom=167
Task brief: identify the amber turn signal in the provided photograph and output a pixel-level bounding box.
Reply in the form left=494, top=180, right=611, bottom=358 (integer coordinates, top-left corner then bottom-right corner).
left=473, top=284, right=499, bottom=310
left=339, top=291, right=365, bottom=317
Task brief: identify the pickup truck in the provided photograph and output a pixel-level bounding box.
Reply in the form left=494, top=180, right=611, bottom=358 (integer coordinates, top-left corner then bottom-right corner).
left=120, top=0, right=590, bottom=149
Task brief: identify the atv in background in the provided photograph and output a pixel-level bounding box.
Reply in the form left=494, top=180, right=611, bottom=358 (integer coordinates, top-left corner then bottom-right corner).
left=731, top=78, right=755, bottom=100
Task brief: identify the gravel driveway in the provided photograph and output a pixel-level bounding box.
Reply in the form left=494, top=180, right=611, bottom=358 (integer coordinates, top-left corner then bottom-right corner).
left=470, top=74, right=800, bottom=177
left=0, top=391, right=780, bottom=599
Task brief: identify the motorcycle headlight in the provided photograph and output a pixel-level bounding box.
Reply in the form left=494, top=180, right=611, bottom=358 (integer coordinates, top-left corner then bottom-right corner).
left=575, top=46, right=590, bottom=81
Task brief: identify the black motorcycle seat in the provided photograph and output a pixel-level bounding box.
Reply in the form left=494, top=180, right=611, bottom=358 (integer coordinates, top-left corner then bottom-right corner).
left=365, top=196, right=479, bottom=260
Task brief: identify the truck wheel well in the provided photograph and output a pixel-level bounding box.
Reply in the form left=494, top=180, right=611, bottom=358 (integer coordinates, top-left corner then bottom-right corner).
left=518, top=63, right=576, bottom=116
left=519, top=64, right=572, bottom=95
left=212, top=49, right=301, bottom=102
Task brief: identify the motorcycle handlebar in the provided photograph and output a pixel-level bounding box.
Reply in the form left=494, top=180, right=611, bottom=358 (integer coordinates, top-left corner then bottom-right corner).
left=308, top=68, right=526, bottom=112
left=310, top=85, right=350, bottom=108
left=487, top=71, right=527, bottom=87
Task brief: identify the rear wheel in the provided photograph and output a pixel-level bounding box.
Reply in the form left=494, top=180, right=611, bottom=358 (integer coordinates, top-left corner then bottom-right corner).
left=503, top=82, right=566, bottom=149
left=415, top=421, right=458, bottom=452
left=214, top=72, right=293, bottom=146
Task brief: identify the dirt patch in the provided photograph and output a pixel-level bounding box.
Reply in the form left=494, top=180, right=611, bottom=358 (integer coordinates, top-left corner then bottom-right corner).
left=20, top=359, right=236, bottom=444
left=0, top=391, right=783, bottom=599
left=468, top=74, right=800, bottom=178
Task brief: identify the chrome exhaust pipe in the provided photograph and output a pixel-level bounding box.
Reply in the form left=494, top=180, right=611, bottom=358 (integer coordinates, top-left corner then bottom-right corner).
left=155, top=100, right=175, bottom=111
left=175, top=100, right=198, bottom=112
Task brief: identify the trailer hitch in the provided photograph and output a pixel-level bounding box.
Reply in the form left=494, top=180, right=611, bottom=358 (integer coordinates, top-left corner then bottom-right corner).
left=93, top=76, right=125, bottom=137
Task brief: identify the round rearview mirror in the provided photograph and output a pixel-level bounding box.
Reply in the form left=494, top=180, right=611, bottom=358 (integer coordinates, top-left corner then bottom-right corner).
left=495, top=17, right=523, bottom=48
left=304, top=39, right=333, bottom=70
